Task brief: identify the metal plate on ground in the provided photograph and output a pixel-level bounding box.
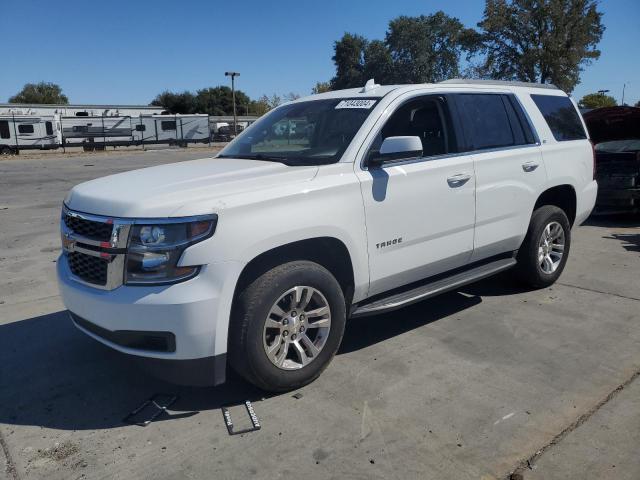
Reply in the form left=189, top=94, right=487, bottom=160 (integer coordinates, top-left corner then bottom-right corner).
left=123, top=393, right=178, bottom=427
left=222, top=401, right=261, bottom=435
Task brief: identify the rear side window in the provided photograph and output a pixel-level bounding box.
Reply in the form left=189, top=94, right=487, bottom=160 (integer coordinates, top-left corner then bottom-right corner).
left=18, top=124, right=35, bottom=134
left=457, top=94, right=533, bottom=150
left=161, top=120, right=176, bottom=131
left=45, top=121, right=53, bottom=135
left=0, top=121, right=9, bottom=139
left=531, top=94, right=587, bottom=141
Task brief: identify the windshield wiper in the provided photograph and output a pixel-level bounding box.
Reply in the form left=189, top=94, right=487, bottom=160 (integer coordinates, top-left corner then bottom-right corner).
left=218, top=154, right=288, bottom=163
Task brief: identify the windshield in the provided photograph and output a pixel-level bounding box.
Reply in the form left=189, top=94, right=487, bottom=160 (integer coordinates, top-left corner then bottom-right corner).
left=218, top=98, right=379, bottom=165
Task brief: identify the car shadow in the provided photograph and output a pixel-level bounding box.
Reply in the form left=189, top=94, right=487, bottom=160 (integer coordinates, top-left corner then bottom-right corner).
left=584, top=213, right=640, bottom=253
left=0, top=275, right=523, bottom=432
left=583, top=213, right=640, bottom=228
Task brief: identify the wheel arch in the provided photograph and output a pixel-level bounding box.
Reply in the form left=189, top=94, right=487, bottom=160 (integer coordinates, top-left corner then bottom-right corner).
left=534, top=184, right=577, bottom=226
left=232, top=237, right=356, bottom=309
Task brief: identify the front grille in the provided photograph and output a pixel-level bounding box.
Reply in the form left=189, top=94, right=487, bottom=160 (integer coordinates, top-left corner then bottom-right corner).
left=64, top=215, right=113, bottom=241
left=67, top=251, right=109, bottom=286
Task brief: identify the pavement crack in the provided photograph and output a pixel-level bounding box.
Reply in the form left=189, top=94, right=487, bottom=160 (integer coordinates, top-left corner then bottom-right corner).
left=0, top=427, right=20, bottom=480
left=557, top=282, right=640, bottom=302
left=503, top=368, right=640, bottom=480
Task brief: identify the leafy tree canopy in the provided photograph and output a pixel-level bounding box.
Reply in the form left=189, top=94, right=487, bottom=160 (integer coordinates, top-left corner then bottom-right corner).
left=330, top=12, right=477, bottom=89
left=9, top=82, right=69, bottom=104
left=151, top=86, right=256, bottom=115
left=476, top=0, right=604, bottom=92
left=578, top=93, right=617, bottom=109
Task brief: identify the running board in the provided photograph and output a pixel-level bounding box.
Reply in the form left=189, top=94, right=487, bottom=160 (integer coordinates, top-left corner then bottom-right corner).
left=351, top=257, right=517, bottom=318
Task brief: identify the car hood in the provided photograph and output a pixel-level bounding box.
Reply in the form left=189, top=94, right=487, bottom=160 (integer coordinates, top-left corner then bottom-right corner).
left=65, top=157, right=319, bottom=218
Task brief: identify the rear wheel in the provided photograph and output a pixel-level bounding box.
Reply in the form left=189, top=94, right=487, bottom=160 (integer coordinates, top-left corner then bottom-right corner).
left=229, top=261, right=346, bottom=392
left=0, top=146, right=14, bottom=155
left=515, top=205, right=571, bottom=288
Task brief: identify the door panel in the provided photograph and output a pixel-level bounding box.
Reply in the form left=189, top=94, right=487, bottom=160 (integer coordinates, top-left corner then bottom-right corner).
left=357, top=155, right=475, bottom=296
left=471, top=146, right=546, bottom=261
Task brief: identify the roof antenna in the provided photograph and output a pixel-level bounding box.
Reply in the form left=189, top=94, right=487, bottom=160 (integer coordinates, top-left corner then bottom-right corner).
left=361, top=78, right=380, bottom=93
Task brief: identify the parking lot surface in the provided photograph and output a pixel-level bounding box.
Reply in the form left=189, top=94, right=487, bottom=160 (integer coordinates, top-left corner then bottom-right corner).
left=1, top=150, right=639, bottom=480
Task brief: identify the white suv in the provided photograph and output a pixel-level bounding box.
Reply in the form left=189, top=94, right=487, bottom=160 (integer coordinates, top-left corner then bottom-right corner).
left=58, top=79, right=597, bottom=391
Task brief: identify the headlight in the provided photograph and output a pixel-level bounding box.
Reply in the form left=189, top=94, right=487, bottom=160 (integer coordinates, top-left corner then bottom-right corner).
left=125, top=215, right=217, bottom=285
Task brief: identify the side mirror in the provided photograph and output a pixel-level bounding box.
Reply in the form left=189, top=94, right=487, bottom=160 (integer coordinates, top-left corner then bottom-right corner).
left=368, top=136, right=423, bottom=168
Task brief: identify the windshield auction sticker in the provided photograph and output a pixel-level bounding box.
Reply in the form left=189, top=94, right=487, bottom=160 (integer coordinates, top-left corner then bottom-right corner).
left=335, top=99, right=377, bottom=109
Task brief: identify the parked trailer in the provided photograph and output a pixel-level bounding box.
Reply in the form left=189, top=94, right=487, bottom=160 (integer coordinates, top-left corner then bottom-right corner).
left=0, top=115, right=61, bottom=154
left=61, top=114, right=211, bottom=150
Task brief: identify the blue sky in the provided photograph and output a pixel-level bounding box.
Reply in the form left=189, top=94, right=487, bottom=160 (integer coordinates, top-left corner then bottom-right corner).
left=2, top=0, right=638, bottom=106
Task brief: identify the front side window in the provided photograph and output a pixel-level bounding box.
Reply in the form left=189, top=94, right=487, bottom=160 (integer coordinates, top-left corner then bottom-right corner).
left=161, top=120, right=176, bottom=131
left=531, top=94, right=587, bottom=141
left=18, top=124, right=35, bottom=134
left=367, top=95, right=456, bottom=161
left=457, top=94, right=516, bottom=150
left=0, top=121, right=9, bottom=139
left=45, top=121, right=53, bottom=135
left=219, top=98, right=379, bottom=166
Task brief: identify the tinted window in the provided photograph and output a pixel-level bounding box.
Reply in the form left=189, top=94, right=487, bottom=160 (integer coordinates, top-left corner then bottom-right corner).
left=161, top=120, right=176, bottom=131
left=135, top=124, right=146, bottom=131
left=0, top=121, right=9, bottom=139
left=531, top=94, right=586, bottom=141
left=18, top=124, right=35, bottom=134
left=45, top=121, right=53, bottom=135
left=458, top=94, right=515, bottom=150
left=369, top=95, right=456, bottom=159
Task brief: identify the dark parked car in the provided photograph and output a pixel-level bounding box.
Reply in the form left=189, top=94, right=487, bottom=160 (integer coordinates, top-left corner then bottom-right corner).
left=583, top=106, right=640, bottom=214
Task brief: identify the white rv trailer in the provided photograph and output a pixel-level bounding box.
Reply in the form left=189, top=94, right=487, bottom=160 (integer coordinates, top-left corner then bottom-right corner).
left=0, top=115, right=61, bottom=154
left=61, top=114, right=210, bottom=150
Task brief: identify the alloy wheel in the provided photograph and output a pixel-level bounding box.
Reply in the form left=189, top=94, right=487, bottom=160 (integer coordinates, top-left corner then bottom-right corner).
left=538, top=221, right=565, bottom=274
left=263, top=286, right=331, bottom=370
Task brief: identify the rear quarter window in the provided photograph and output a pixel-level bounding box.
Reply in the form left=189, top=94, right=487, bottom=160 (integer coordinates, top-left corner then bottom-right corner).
left=530, top=94, right=587, bottom=141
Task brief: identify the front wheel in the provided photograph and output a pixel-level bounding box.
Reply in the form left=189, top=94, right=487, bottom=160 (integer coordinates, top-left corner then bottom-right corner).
left=229, top=261, right=346, bottom=392
left=515, top=205, right=571, bottom=288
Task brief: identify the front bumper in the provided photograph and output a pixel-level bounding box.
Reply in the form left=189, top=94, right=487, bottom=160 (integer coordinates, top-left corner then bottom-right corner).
left=57, top=254, right=242, bottom=386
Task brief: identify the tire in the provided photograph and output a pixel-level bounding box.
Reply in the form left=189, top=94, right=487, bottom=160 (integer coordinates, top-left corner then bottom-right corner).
left=229, top=261, right=346, bottom=392
left=0, top=146, right=14, bottom=155
left=515, top=205, right=571, bottom=288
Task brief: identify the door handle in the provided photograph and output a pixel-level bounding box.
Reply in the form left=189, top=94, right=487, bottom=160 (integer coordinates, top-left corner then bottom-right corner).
left=522, top=162, right=539, bottom=172
left=447, top=173, right=472, bottom=187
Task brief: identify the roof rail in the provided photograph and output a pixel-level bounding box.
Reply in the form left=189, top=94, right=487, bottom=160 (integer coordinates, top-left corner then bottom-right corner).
left=439, top=78, right=559, bottom=90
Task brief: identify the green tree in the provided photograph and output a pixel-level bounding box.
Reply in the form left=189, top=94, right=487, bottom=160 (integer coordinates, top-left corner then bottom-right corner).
left=194, top=86, right=251, bottom=115
left=150, top=91, right=197, bottom=114
left=476, top=0, right=604, bottom=92
left=151, top=87, right=252, bottom=115
left=386, top=12, right=476, bottom=83
left=363, top=40, right=395, bottom=85
left=329, top=12, right=477, bottom=88
left=9, top=82, right=68, bottom=104
left=311, top=81, right=332, bottom=94
left=330, top=33, right=368, bottom=89
left=578, top=93, right=617, bottom=109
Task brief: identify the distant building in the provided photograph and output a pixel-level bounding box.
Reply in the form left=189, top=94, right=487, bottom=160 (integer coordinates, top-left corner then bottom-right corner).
left=0, top=103, right=164, bottom=117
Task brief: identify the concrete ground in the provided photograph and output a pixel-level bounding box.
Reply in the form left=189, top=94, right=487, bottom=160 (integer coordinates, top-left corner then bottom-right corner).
left=0, top=150, right=639, bottom=480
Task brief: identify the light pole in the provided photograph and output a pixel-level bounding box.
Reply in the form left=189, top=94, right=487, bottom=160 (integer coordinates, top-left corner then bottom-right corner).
left=225, top=71, right=240, bottom=135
